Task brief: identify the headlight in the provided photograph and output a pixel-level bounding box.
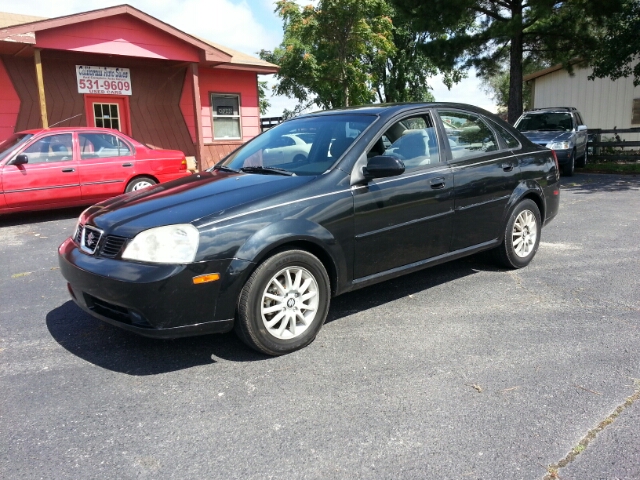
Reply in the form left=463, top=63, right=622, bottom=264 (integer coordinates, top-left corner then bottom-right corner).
left=122, top=224, right=199, bottom=264
left=546, top=141, right=571, bottom=150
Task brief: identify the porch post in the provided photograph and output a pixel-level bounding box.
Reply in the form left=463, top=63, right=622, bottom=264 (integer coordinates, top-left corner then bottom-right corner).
left=190, top=63, right=204, bottom=170
left=34, top=49, right=48, bottom=128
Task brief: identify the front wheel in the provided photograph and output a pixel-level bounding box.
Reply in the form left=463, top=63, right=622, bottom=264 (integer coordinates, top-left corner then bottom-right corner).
left=493, top=199, right=542, bottom=269
left=235, top=250, right=331, bottom=355
left=576, top=148, right=588, bottom=168
left=561, top=150, right=575, bottom=176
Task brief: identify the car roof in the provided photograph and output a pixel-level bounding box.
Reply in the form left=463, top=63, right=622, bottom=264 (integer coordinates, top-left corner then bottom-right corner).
left=17, top=127, right=130, bottom=135
left=297, top=102, right=500, bottom=119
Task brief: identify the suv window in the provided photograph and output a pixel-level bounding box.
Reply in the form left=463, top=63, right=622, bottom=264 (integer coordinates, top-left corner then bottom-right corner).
left=437, top=110, right=498, bottom=159
left=516, top=112, right=573, bottom=132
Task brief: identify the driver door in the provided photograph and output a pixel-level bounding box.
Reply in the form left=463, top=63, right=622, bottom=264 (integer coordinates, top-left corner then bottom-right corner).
left=352, top=112, right=454, bottom=279
left=2, top=133, right=80, bottom=209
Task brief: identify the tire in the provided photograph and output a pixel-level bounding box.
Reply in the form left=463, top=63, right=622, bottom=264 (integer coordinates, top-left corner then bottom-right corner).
left=494, top=199, right=542, bottom=269
left=292, top=154, right=307, bottom=163
left=576, top=147, right=588, bottom=168
left=235, top=250, right=331, bottom=356
left=125, top=176, right=156, bottom=193
left=561, top=150, right=575, bottom=176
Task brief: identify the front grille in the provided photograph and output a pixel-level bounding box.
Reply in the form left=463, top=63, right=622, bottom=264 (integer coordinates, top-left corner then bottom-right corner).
left=81, top=225, right=103, bottom=254
left=74, top=223, right=83, bottom=244
left=100, top=236, right=127, bottom=258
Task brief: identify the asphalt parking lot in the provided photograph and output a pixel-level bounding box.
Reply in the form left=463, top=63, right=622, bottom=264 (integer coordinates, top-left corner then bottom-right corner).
left=1, top=173, right=639, bottom=479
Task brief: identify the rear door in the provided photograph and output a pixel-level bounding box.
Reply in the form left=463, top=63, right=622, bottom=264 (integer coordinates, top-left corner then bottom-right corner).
left=436, top=109, right=520, bottom=251
left=2, top=133, right=80, bottom=209
left=77, top=131, right=136, bottom=201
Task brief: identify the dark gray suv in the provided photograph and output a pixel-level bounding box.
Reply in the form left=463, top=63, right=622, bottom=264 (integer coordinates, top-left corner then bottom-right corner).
left=514, top=107, right=588, bottom=176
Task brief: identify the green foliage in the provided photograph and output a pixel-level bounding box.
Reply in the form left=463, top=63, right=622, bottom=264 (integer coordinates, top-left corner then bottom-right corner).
left=258, top=80, right=270, bottom=116
left=587, top=0, right=640, bottom=86
left=481, top=61, right=545, bottom=113
left=260, top=0, right=395, bottom=111
left=391, top=0, right=624, bottom=123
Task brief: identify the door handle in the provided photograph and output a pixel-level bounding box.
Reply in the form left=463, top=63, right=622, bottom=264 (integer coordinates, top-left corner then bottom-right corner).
left=430, top=177, right=445, bottom=189
left=501, top=163, right=514, bottom=172
left=122, top=163, right=133, bottom=167
left=61, top=168, right=75, bottom=173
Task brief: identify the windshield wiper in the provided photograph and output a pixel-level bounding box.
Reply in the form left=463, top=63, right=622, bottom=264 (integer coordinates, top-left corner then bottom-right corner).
left=212, top=165, right=239, bottom=173
left=239, top=166, right=295, bottom=176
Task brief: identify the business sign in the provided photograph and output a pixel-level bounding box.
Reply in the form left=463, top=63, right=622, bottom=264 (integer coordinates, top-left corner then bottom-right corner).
left=76, top=65, right=132, bottom=96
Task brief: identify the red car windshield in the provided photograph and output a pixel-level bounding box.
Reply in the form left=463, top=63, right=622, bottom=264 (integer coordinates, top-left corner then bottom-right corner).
left=0, top=133, right=34, bottom=162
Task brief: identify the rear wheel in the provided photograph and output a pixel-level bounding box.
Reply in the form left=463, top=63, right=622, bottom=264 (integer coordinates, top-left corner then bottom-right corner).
left=235, top=250, right=331, bottom=355
left=494, top=199, right=541, bottom=269
left=125, top=176, right=156, bottom=192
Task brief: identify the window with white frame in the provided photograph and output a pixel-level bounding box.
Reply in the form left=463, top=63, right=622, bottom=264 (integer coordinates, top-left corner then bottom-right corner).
left=211, top=93, right=241, bottom=139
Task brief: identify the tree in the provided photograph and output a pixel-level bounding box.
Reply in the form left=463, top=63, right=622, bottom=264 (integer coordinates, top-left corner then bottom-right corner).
left=481, top=60, right=546, bottom=113
left=260, top=0, right=395, bottom=111
left=369, top=11, right=438, bottom=103
left=587, top=0, right=640, bottom=86
left=258, top=80, right=270, bottom=116
left=391, top=0, right=624, bottom=124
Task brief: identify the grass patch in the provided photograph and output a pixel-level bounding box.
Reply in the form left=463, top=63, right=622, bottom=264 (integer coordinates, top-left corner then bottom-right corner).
left=581, top=162, right=640, bottom=174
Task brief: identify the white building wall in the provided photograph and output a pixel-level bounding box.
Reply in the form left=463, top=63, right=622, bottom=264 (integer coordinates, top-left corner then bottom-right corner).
left=532, top=66, right=640, bottom=130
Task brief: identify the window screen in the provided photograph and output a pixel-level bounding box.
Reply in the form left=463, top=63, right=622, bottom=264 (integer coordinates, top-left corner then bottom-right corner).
left=211, top=94, right=241, bottom=139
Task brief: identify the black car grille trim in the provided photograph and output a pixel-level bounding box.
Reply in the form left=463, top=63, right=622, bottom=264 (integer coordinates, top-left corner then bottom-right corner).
left=100, top=236, right=128, bottom=258
left=84, top=294, right=152, bottom=328
left=80, top=225, right=103, bottom=254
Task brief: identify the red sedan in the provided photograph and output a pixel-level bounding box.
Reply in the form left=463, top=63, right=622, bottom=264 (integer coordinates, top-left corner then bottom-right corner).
left=0, top=127, right=191, bottom=214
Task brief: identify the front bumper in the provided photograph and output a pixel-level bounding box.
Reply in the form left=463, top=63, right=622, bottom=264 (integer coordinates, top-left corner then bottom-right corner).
left=552, top=148, right=573, bottom=165
left=58, top=238, right=236, bottom=338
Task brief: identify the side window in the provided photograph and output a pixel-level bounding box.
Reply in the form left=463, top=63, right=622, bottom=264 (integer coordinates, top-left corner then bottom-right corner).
left=438, top=110, right=498, bottom=160
left=488, top=119, right=521, bottom=149
left=211, top=93, right=241, bottom=140
left=21, top=134, right=73, bottom=164
left=78, top=133, right=131, bottom=159
left=367, top=115, right=440, bottom=170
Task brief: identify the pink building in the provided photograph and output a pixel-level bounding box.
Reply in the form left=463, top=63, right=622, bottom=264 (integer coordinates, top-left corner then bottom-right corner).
left=0, top=5, right=278, bottom=169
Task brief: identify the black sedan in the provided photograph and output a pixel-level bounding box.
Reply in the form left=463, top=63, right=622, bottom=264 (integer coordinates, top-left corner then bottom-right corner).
left=59, top=103, right=560, bottom=355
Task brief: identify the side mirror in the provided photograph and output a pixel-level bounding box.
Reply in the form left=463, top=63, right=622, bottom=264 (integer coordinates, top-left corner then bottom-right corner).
left=8, top=154, right=28, bottom=166
left=363, top=155, right=405, bottom=180
left=577, top=125, right=587, bottom=132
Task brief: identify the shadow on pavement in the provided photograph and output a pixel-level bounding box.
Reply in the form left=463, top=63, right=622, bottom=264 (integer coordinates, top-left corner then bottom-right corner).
left=563, top=172, right=640, bottom=194
left=0, top=206, right=85, bottom=227
left=47, top=255, right=489, bottom=375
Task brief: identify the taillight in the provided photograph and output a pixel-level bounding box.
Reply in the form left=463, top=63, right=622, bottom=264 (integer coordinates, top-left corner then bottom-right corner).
left=180, top=158, right=187, bottom=170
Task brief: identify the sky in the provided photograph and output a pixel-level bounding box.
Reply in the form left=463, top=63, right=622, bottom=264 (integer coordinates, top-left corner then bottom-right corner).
left=0, top=0, right=497, bottom=116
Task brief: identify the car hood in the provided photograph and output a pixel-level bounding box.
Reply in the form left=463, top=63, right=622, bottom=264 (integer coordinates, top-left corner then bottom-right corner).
left=519, top=130, right=572, bottom=145
left=85, top=171, right=316, bottom=237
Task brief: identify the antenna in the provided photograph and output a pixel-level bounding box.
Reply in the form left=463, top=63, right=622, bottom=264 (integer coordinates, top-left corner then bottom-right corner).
left=49, top=113, right=84, bottom=128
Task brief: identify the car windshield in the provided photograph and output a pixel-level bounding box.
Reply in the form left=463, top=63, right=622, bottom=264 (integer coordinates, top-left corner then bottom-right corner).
left=213, top=114, right=377, bottom=176
left=0, top=133, right=33, bottom=162
left=516, top=112, right=573, bottom=132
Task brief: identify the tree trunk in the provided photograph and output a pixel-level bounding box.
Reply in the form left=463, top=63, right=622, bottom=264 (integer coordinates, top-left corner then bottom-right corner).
left=508, top=3, right=524, bottom=124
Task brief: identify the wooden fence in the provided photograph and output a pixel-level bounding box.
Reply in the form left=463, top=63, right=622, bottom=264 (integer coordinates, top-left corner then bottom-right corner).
left=588, top=127, right=640, bottom=161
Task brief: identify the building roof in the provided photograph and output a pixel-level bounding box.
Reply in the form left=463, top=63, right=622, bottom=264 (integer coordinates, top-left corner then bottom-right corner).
left=0, top=12, right=45, bottom=28
left=0, top=5, right=278, bottom=73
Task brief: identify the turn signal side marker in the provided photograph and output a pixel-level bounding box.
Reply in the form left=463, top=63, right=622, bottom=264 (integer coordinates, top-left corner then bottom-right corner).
left=193, top=273, right=220, bottom=285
